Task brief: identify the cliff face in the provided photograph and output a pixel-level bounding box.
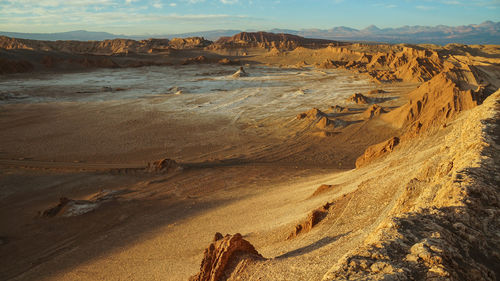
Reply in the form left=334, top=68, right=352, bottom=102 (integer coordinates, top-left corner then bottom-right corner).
left=213, top=31, right=339, bottom=49
left=316, top=45, right=445, bottom=83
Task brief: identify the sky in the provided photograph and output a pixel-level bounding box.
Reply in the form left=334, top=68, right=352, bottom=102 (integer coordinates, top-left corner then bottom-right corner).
left=0, top=0, right=499, bottom=35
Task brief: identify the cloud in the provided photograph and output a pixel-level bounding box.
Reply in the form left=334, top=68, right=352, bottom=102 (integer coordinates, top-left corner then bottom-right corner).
left=169, top=3, right=177, bottom=6
left=443, top=0, right=462, bottom=4
left=416, top=5, right=435, bottom=10
left=220, top=0, right=238, bottom=3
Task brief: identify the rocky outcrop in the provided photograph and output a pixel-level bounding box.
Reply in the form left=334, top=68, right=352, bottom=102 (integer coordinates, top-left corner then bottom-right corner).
left=182, top=55, right=208, bottom=65
left=355, top=137, right=399, bottom=168
left=354, top=47, right=495, bottom=168
left=315, top=45, right=445, bottom=83
left=346, top=93, right=369, bottom=104
left=147, top=158, right=181, bottom=173
left=40, top=189, right=127, bottom=217
left=323, top=92, right=500, bottom=281
left=385, top=70, right=485, bottom=135
left=328, top=105, right=346, bottom=113
left=315, top=117, right=347, bottom=130
left=232, top=66, right=248, bottom=78
left=189, top=233, right=264, bottom=281
left=297, top=108, right=348, bottom=130
left=288, top=203, right=332, bottom=239
left=296, top=108, right=327, bottom=120
left=362, top=104, right=387, bottom=119
left=168, top=37, right=212, bottom=49
left=213, top=32, right=339, bottom=50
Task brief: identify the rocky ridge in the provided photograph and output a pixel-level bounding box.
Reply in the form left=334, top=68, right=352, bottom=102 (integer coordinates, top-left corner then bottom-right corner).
left=323, top=91, right=499, bottom=280
left=213, top=31, right=339, bottom=50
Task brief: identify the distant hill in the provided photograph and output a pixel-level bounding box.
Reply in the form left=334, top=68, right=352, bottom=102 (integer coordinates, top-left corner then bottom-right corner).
left=294, top=21, right=500, bottom=45
left=1, top=21, right=498, bottom=45
left=162, top=30, right=241, bottom=41
left=0, top=30, right=128, bottom=41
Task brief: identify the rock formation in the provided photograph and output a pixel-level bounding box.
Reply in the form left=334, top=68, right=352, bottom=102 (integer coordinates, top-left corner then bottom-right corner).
left=296, top=108, right=327, bottom=120
left=362, top=104, right=387, bottom=119
left=346, top=93, right=369, bottom=104
left=183, top=55, right=208, bottom=65
left=315, top=117, right=346, bottom=130
left=147, top=158, right=181, bottom=173
left=213, top=32, right=339, bottom=50
left=355, top=137, right=400, bottom=168
left=189, top=233, right=264, bottom=281
left=232, top=66, right=248, bottom=78
left=288, top=202, right=332, bottom=239
left=39, top=189, right=127, bottom=217
left=328, top=105, right=346, bottom=113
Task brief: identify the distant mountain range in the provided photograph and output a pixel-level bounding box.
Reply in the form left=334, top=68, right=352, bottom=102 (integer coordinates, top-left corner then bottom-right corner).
left=1, top=21, right=498, bottom=45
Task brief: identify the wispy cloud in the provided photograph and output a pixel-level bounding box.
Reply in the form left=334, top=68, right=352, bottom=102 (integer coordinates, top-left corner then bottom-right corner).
left=416, top=5, right=435, bottom=10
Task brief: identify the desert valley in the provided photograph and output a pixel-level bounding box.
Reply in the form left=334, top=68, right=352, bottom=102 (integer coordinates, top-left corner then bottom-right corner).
left=0, top=28, right=499, bottom=281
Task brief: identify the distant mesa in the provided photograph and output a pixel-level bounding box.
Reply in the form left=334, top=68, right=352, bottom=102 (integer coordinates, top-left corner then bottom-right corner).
left=213, top=31, right=340, bottom=50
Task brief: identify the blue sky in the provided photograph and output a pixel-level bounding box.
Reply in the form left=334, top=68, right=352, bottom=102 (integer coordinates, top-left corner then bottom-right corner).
left=0, top=0, right=498, bottom=35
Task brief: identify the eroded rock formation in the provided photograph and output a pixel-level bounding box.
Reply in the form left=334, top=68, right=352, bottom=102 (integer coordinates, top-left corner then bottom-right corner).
left=147, top=158, right=181, bottom=173
left=346, top=93, right=369, bottom=104
left=355, top=137, right=400, bottom=168
left=189, top=233, right=264, bottom=281
left=288, top=203, right=332, bottom=239
left=362, top=104, right=387, bottom=119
